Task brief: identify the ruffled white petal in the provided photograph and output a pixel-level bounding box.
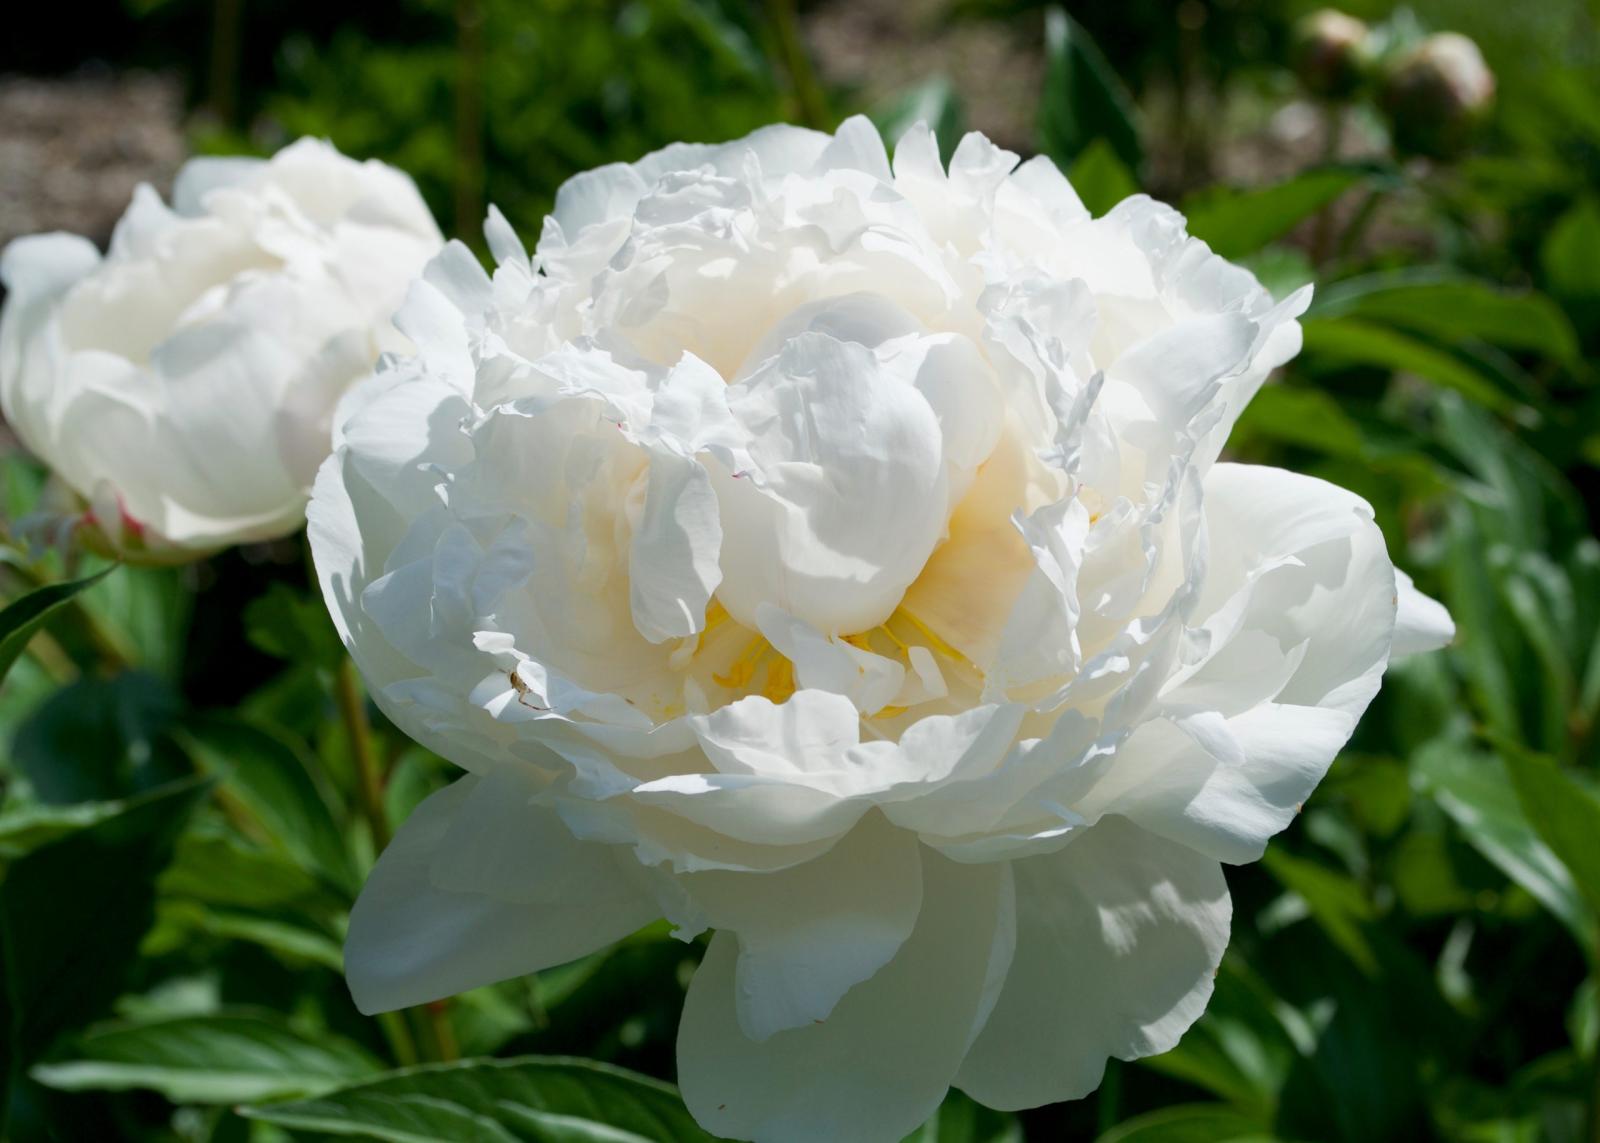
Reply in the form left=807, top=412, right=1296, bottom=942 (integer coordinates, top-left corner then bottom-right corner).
left=955, top=817, right=1230, bottom=1109
left=345, top=772, right=658, bottom=1014
left=1391, top=569, right=1455, bottom=658
left=677, top=849, right=1014, bottom=1143
left=674, top=814, right=922, bottom=1041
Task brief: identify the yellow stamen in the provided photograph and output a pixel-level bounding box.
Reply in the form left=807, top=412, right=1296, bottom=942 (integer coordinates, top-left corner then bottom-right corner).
left=760, top=656, right=797, bottom=704
left=891, top=607, right=977, bottom=673
left=713, top=633, right=771, bottom=689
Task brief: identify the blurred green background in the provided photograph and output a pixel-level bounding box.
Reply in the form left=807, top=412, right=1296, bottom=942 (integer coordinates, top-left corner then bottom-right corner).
left=2, top=1, right=1599, bottom=1141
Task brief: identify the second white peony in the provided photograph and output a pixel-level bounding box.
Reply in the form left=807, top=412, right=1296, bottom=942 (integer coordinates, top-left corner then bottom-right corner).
left=310, top=117, right=1454, bottom=1143
left=0, top=138, right=442, bottom=559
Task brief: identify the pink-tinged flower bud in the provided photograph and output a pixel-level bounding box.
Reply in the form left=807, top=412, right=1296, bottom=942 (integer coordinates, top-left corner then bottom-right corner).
left=1291, top=9, right=1374, bottom=98
left=1381, top=32, right=1496, bottom=159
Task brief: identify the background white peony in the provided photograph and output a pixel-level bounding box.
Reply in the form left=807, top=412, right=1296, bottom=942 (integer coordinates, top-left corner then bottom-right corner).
left=311, top=117, right=1452, bottom=1143
left=0, top=138, right=442, bottom=560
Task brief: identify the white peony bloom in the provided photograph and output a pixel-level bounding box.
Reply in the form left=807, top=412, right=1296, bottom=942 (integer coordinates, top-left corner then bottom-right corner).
left=0, top=138, right=442, bottom=559
left=310, top=117, right=1454, bottom=1142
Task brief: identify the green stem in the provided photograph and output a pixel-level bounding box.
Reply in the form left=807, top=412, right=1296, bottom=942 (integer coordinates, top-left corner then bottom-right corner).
left=765, top=0, right=827, bottom=129
left=425, top=1000, right=460, bottom=1062
left=336, top=657, right=391, bottom=852
left=453, top=0, right=486, bottom=241
left=1591, top=1006, right=1600, bottom=1143
left=379, top=1010, right=420, bottom=1068
left=1334, top=187, right=1384, bottom=265
left=1310, top=101, right=1346, bottom=267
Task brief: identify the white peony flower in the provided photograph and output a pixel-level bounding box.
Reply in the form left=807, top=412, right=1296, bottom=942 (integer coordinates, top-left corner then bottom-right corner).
left=310, top=117, right=1454, bottom=1142
left=0, top=138, right=442, bottom=559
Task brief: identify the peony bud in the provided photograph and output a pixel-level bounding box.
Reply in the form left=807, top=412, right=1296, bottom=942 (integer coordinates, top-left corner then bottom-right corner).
left=1291, top=9, right=1374, bottom=99
left=1381, top=32, right=1495, bottom=159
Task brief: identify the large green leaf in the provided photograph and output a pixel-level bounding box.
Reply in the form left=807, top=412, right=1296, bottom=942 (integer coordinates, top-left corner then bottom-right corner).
left=1227, top=384, right=1368, bottom=460
left=238, top=1056, right=716, bottom=1143
left=31, top=1011, right=383, bottom=1104
left=1184, top=167, right=1367, bottom=260
left=874, top=76, right=965, bottom=159
left=1542, top=198, right=1600, bottom=299
left=0, top=568, right=113, bottom=684
left=901, top=1089, right=1021, bottom=1143
left=1137, top=960, right=1299, bottom=1118
left=1499, top=741, right=1600, bottom=923
left=1094, top=1103, right=1273, bottom=1142
left=0, top=801, right=125, bottom=862
left=179, top=715, right=354, bottom=892
left=159, top=824, right=341, bottom=915
left=0, top=777, right=208, bottom=1109
left=1311, top=271, right=1581, bottom=366
left=1414, top=740, right=1595, bottom=947
left=1070, top=139, right=1140, bottom=217
left=1262, top=849, right=1378, bottom=973
left=152, top=900, right=345, bottom=971
left=1299, top=318, right=1519, bottom=412
left=11, top=672, right=192, bottom=804
left=1038, top=6, right=1142, bottom=174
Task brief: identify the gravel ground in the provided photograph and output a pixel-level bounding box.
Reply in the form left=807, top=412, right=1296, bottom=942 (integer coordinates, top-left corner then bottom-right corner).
left=0, top=71, right=185, bottom=253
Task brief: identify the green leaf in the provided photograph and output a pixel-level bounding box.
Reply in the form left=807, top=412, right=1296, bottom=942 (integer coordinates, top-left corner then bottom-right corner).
left=0, top=778, right=208, bottom=1074
left=1414, top=740, right=1595, bottom=947
left=0, top=568, right=113, bottom=684
left=1228, top=384, right=1368, bottom=459
left=244, top=582, right=343, bottom=670
left=1542, top=198, right=1600, bottom=299
left=1184, top=167, right=1367, bottom=260
left=0, top=801, right=125, bottom=862
left=31, top=1012, right=383, bottom=1104
left=159, top=825, right=338, bottom=914
left=1299, top=318, right=1519, bottom=412
left=1499, top=741, right=1600, bottom=922
left=874, top=76, right=965, bottom=159
left=1137, top=960, right=1298, bottom=1118
left=1311, top=270, right=1581, bottom=367
left=1262, top=849, right=1378, bottom=973
left=238, top=1056, right=716, bottom=1143
left=1038, top=6, right=1142, bottom=174
left=1069, top=139, right=1139, bottom=218
left=154, top=900, right=345, bottom=971
left=11, top=672, right=191, bottom=804
left=179, top=715, right=354, bottom=892
left=1237, top=246, right=1314, bottom=306
left=901, top=1088, right=1021, bottom=1143
left=1094, top=1103, right=1272, bottom=1142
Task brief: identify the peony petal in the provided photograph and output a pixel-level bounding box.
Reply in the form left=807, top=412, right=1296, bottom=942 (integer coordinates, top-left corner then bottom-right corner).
left=677, top=848, right=1014, bottom=1143
left=629, top=451, right=723, bottom=643
left=1391, top=569, right=1455, bottom=658
left=955, top=817, right=1230, bottom=1109
left=1076, top=704, right=1355, bottom=864
left=345, top=775, right=659, bottom=1014
left=675, top=813, right=922, bottom=1041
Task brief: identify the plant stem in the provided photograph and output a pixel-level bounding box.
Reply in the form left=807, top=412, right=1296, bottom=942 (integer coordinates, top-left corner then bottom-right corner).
left=425, top=1000, right=460, bottom=1062
left=765, top=0, right=827, bottom=129
left=379, top=1010, right=420, bottom=1068
left=1591, top=1033, right=1600, bottom=1143
left=1310, top=101, right=1346, bottom=267
left=453, top=0, right=486, bottom=241
left=336, top=657, right=390, bottom=852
